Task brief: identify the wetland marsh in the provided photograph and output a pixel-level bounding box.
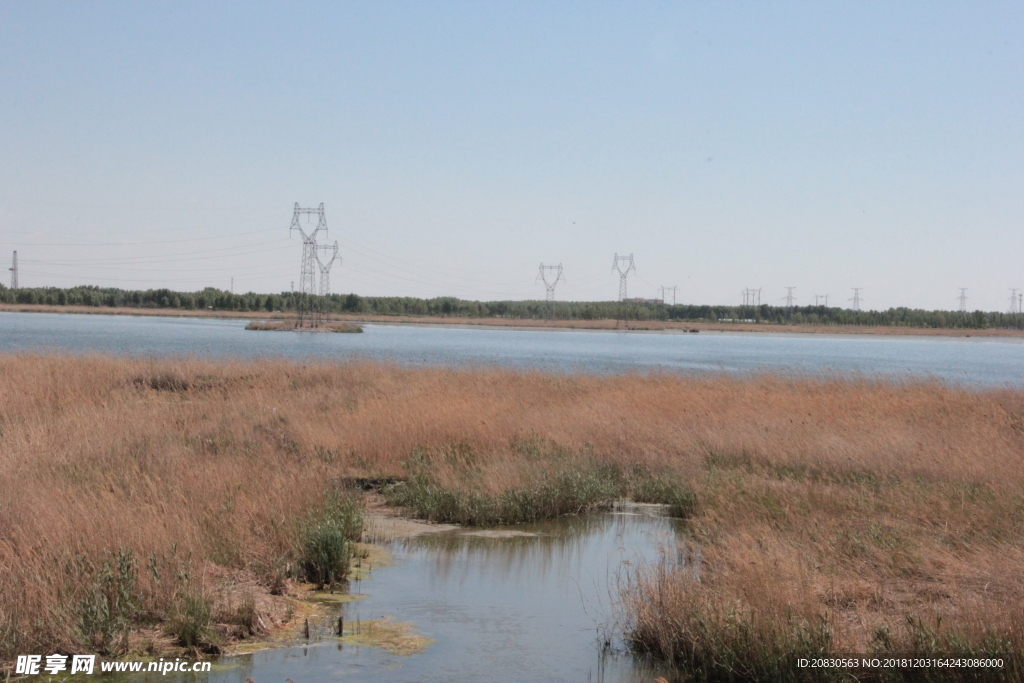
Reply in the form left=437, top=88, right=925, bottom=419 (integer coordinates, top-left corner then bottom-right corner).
left=1, top=354, right=1022, bottom=680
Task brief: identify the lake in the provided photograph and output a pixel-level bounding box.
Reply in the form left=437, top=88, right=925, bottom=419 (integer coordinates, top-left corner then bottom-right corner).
left=2, top=311, right=1024, bottom=387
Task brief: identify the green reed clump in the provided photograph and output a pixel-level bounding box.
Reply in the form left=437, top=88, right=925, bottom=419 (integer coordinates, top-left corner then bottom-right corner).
left=382, top=444, right=700, bottom=526
left=168, top=591, right=218, bottom=651
left=384, top=463, right=625, bottom=526
left=226, top=592, right=260, bottom=638
left=77, top=548, right=139, bottom=655
left=640, top=613, right=837, bottom=683
left=298, top=488, right=363, bottom=588
left=629, top=472, right=698, bottom=518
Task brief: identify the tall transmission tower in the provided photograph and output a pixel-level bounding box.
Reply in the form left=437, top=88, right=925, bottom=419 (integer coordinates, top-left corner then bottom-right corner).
left=317, top=242, right=341, bottom=298
left=611, top=254, right=636, bottom=301
left=289, top=203, right=329, bottom=327
left=8, top=251, right=17, bottom=289
left=814, top=294, right=829, bottom=307
left=1010, top=289, right=1021, bottom=314
left=659, top=285, right=678, bottom=305
left=784, top=287, right=797, bottom=308
left=315, top=242, right=340, bottom=327
left=850, top=288, right=862, bottom=312
left=537, top=263, right=565, bottom=319
left=741, top=287, right=762, bottom=306
left=958, top=288, right=968, bottom=313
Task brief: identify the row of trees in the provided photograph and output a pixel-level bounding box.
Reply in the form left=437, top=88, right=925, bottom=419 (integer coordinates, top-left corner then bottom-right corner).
left=1, top=283, right=1022, bottom=329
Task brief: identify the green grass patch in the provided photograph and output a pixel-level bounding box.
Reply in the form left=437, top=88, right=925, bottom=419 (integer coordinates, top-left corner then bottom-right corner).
left=629, top=474, right=698, bottom=518
left=383, top=450, right=696, bottom=525
left=383, top=463, right=624, bottom=526
left=168, top=591, right=218, bottom=652
left=77, top=549, right=138, bottom=655
left=298, top=488, right=363, bottom=588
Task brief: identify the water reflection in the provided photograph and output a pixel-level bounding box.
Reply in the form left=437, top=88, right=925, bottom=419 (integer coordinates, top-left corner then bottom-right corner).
left=400, top=513, right=684, bottom=595
left=55, top=511, right=687, bottom=682
left=192, top=511, right=682, bottom=682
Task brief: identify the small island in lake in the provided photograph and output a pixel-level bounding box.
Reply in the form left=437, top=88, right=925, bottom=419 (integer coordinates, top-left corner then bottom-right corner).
left=245, top=320, right=363, bottom=333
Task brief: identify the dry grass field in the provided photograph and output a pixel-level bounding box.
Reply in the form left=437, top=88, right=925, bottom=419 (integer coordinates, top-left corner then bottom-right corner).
left=0, top=355, right=1022, bottom=674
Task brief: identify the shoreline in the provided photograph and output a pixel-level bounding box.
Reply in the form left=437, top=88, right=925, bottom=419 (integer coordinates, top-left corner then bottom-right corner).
left=2, top=303, right=1022, bottom=338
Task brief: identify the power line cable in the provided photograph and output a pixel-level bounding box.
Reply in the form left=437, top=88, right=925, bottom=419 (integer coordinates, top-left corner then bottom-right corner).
left=0, top=226, right=284, bottom=248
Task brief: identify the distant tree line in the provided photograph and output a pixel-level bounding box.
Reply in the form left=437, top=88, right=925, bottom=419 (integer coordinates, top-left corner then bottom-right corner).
left=1, top=283, right=1021, bottom=329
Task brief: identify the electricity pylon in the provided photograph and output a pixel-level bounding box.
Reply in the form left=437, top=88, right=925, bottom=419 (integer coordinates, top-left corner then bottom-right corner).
left=317, top=242, right=340, bottom=297
left=316, top=241, right=341, bottom=326
left=659, top=285, right=678, bottom=305
left=815, top=294, right=829, bottom=307
left=784, top=287, right=797, bottom=308
left=537, top=263, right=565, bottom=319
left=850, top=288, right=862, bottom=312
left=958, top=288, right=968, bottom=313
left=612, top=254, right=636, bottom=301
left=289, top=203, right=328, bottom=327
left=8, top=251, right=16, bottom=289
left=1010, top=289, right=1021, bottom=314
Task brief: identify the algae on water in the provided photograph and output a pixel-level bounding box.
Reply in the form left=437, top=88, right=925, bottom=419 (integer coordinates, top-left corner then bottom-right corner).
left=341, top=617, right=433, bottom=656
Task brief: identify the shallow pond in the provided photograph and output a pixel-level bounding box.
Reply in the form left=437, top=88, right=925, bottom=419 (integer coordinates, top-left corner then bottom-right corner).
left=113, top=509, right=682, bottom=682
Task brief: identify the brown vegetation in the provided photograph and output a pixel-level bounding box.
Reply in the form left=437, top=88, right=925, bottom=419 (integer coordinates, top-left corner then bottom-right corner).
left=0, top=355, right=1022, bottom=669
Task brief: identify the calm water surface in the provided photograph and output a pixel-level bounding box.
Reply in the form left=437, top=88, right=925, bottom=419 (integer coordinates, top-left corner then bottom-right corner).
left=2, top=311, right=1024, bottom=386
left=97, top=510, right=681, bottom=683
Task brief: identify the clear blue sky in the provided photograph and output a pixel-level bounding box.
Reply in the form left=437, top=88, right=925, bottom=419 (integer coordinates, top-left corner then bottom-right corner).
left=1, top=1, right=1021, bottom=310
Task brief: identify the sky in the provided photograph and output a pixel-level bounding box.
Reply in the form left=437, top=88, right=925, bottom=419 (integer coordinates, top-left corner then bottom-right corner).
left=0, top=1, right=1021, bottom=311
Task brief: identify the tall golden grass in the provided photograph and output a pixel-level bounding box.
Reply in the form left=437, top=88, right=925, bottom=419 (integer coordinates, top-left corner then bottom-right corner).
left=1, top=354, right=1022, bottom=665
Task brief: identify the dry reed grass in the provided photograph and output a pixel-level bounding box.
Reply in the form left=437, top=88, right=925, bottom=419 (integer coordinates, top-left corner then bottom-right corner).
left=0, top=354, right=1022, bottom=668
